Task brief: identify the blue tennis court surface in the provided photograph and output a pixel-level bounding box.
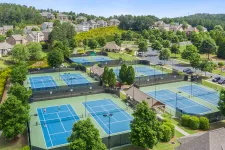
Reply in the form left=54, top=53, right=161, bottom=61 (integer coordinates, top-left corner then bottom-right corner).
left=70, top=56, right=112, bottom=64
left=60, top=73, right=89, bottom=86
left=37, top=104, right=80, bottom=148
left=70, top=57, right=90, bottom=64
left=178, top=85, right=219, bottom=106
left=29, top=76, right=58, bottom=90
left=146, top=90, right=211, bottom=115
left=113, top=66, right=164, bottom=77
left=92, top=56, right=112, bottom=62
left=83, top=99, right=133, bottom=134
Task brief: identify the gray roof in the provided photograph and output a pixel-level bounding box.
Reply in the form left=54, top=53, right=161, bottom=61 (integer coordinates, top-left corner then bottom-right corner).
left=103, top=41, right=120, bottom=50
left=88, top=20, right=96, bottom=24
left=97, top=20, right=107, bottom=24
left=79, top=21, right=89, bottom=26
left=43, top=22, right=53, bottom=26
left=176, top=128, right=225, bottom=150
left=110, top=19, right=120, bottom=22
left=11, top=34, right=24, bottom=41
left=3, top=25, right=13, bottom=30
left=0, top=42, right=13, bottom=49
left=42, top=28, right=53, bottom=33
left=31, top=31, right=44, bottom=36
left=58, top=13, right=67, bottom=17
left=25, top=26, right=39, bottom=30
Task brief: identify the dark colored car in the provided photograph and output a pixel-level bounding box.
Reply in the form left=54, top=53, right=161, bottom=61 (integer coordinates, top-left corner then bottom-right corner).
left=218, top=79, right=225, bottom=84
left=212, top=77, right=221, bottom=82
left=183, top=68, right=191, bottom=73
left=186, top=69, right=193, bottom=74
left=157, top=62, right=163, bottom=66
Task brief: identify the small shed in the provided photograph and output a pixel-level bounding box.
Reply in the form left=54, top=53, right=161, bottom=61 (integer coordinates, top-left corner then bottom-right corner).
left=103, top=41, right=121, bottom=52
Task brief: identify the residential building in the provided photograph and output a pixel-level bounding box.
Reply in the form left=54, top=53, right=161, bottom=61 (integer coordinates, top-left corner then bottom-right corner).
left=176, top=127, right=225, bottom=150
left=88, top=20, right=98, bottom=29
left=57, top=13, right=68, bottom=21
left=42, top=28, right=52, bottom=41
left=154, top=21, right=165, bottom=26
left=26, top=31, right=44, bottom=43
left=41, top=22, right=53, bottom=30
left=40, top=12, right=55, bottom=20
left=203, top=27, right=208, bottom=32
left=77, top=24, right=89, bottom=32
left=97, top=20, right=108, bottom=27
left=0, top=42, right=13, bottom=57
left=157, top=24, right=170, bottom=31
left=76, top=16, right=87, bottom=21
left=0, top=25, right=13, bottom=35
left=109, top=19, right=120, bottom=26
left=186, top=27, right=199, bottom=35
left=170, top=25, right=184, bottom=32
left=24, top=26, right=40, bottom=34
left=6, top=34, right=27, bottom=45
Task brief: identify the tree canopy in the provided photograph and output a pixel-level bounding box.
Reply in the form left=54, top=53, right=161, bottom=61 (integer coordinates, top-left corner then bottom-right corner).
left=10, top=64, right=28, bottom=85
left=47, top=50, right=64, bottom=68
left=11, top=44, right=30, bottom=63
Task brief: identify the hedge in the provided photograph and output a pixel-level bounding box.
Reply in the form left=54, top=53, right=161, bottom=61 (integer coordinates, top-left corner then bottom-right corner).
left=0, top=68, right=11, bottom=99
left=160, top=124, right=172, bottom=142
left=188, top=116, right=200, bottom=130
left=181, top=115, right=190, bottom=127
left=199, top=117, right=210, bottom=130
left=163, top=121, right=175, bottom=137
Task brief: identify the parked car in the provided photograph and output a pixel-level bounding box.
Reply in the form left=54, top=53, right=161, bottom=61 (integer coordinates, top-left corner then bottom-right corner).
left=183, top=68, right=191, bottom=73
left=137, top=52, right=143, bottom=57
left=157, top=62, right=163, bottom=66
left=212, top=77, right=221, bottom=82
left=186, top=69, right=193, bottom=74
left=218, top=79, right=225, bottom=84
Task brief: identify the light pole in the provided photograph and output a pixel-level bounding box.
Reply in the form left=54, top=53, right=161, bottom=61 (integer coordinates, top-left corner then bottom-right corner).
left=153, top=64, right=156, bottom=98
left=190, top=76, right=198, bottom=97
left=103, top=113, right=113, bottom=150
left=175, top=91, right=182, bottom=110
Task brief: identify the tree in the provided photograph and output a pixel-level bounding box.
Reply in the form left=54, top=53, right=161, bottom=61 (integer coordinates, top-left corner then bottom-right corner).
left=9, top=83, right=31, bottom=105
left=200, top=38, right=217, bottom=60
left=142, top=29, right=149, bottom=39
left=190, top=53, right=201, bottom=70
left=130, top=101, right=160, bottom=149
left=151, top=41, right=162, bottom=51
left=170, top=35, right=179, bottom=43
left=115, top=38, right=122, bottom=46
left=102, top=66, right=109, bottom=85
left=47, top=50, right=64, bottom=68
left=219, top=90, right=225, bottom=117
left=170, top=44, right=180, bottom=58
left=0, top=35, right=6, bottom=42
left=11, top=44, right=30, bottom=63
left=96, top=36, right=106, bottom=47
left=199, top=60, right=215, bottom=76
left=217, top=38, right=225, bottom=59
left=0, top=95, right=29, bottom=140
left=27, top=42, right=43, bottom=60
left=181, top=45, right=199, bottom=61
left=119, top=64, right=128, bottom=83
left=138, top=40, right=148, bottom=53
left=6, top=29, right=13, bottom=37
left=68, top=118, right=106, bottom=150
left=31, top=27, right=40, bottom=31
left=126, top=30, right=133, bottom=41
left=10, top=64, right=28, bottom=85
left=126, top=66, right=135, bottom=85
left=196, top=25, right=204, bottom=32
left=214, top=25, right=224, bottom=31
left=149, top=35, right=156, bottom=43
left=88, top=39, right=98, bottom=50
left=159, top=48, right=171, bottom=64
left=108, top=69, right=116, bottom=88
left=218, top=62, right=224, bottom=72
left=191, top=34, right=203, bottom=49
left=162, top=40, right=171, bottom=48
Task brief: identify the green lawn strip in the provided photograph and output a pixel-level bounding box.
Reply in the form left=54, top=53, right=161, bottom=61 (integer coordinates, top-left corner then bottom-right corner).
left=212, top=69, right=225, bottom=77
left=162, top=113, right=199, bottom=134
left=202, top=80, right=225, bottom=91
left=154, top=65, right=172, bottom=74
left=107, top=52, right=137, bottom=61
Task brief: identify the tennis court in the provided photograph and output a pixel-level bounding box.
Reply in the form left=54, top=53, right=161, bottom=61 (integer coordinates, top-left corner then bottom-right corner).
left=29, top=76, right=58, bottom=90
left=70, top=56, right=112, bottom=64
left=83, top=99, right=133, bottom=134
left=60, top=73, right=89, bottom=86
left=113, top=65, right=164, bottom=77
left=178, top=85, right=219, bottom=106
left=146, top=90, right=212, bottom=115
left=37, top=104, right=81, bottom=148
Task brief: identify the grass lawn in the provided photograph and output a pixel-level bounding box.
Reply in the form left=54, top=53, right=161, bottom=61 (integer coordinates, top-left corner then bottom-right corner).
left=171, top=45, right=189, bottom=63
left=212, top=68, right=225, bottom=76
left=202, top=80, right=225, bottom=91
left=113, top=130, right=183, bottom=150
left=107, top=52, right=137, bottom=61
left=162, top=113, right=201, bottom=135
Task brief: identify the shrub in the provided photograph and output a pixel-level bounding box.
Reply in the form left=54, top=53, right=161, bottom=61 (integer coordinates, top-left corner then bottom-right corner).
left=163, top=121, right=175, bottom=137
left=199, top=117, right=210, bottom=130
left=181, top=115, right=190, bottom=127
left=0, top=68, right=11, bottom=99
left=188, top=116, right=200, bottom=130
left=160, top=124, right=172, bottom=142
left=21, top=146, right=30, bottom=150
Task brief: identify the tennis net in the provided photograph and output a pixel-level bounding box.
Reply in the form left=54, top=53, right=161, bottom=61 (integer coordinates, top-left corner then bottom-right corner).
left=37, top=114, right=83, bottom=125
left=88, top=107, right=129, bottom=117
left=192, top=91, right=218, bottom=97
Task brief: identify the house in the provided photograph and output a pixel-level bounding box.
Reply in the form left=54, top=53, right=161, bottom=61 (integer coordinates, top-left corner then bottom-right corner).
left=97, top=20, right=108, bottom=27
left=203, top=27, right=208, bottom=32
left=24, top=26, right=40, bottom=34
left=6, top=34, right=27, bottom=45
left=40, top=12, right=55, bottom=20
left=42, top=28, right=52, bottom=41
left=108, top=19, right=120, bottom=26
left=77, top=21, right=90, bottom=32
left=186, top=27, right=199, bottom=35
left=170, top=25, right=184, bottom=32
left=103, top=41, right=121, bottom=52
left=154, top=21, right=165, bottom=26
left=0, top=25, right=13, bottom=35
left=176, top=127, right=225, bottom=150
left=41, top=22, right=53, bottom=30
left=76, top=16, right=87, bottom=21
left=26, top=31, right=44, bottom=43
left=88, top=20, right=98, bottom=29
left=157, top=24, right=170, bottom=31
left=0, top=42, right=13, bottom=57
left=57, top=13, right=68, bottom=21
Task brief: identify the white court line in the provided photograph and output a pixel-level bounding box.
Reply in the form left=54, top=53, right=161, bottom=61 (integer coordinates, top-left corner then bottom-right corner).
left=101, top=105, right=119, bottom=122
left=30, top=78, right=36, bottom=88
left=49, top=130, right=72, bottom=136
left=85, top=103, right=112, bottom=134
left=66, top=105, right=78, bottom=122
left=56, top=113, right=66, bottom=132
left=42, top=110, right=70, bottom=116
left=105, top=119, right=133, bottom=125
left=90, top=104, right=114, bottom=109
left=41, top=108, right=53, bottom=147
left=36, top=108, right=47, bottom=148
left=47, top=76, right=57, bottom=87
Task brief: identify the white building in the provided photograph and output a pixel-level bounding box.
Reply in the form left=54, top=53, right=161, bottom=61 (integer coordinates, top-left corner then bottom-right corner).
left=0, top=42, right=13, bottom=57
left=26, top=31, right=44, bottom=43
